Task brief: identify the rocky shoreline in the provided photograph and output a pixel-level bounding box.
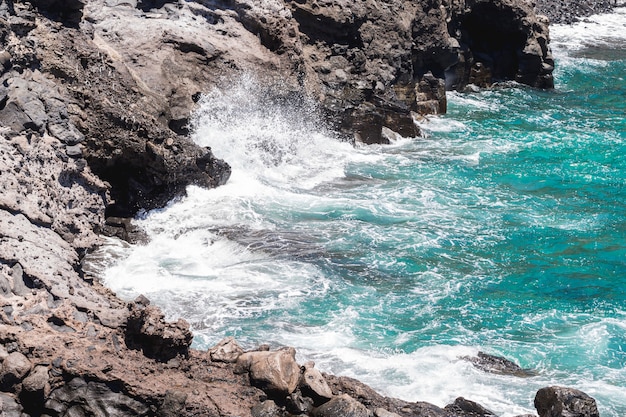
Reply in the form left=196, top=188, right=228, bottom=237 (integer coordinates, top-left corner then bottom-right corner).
left=0, top=0, right=611, bottom=416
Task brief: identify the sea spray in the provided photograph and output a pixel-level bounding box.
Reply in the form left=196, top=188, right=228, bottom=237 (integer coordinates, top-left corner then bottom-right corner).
left=96, top=11, right=626, bottom=417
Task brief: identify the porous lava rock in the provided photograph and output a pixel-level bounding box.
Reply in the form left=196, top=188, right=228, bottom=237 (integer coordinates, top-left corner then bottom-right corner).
left=534, top=386, right=600, bottom=417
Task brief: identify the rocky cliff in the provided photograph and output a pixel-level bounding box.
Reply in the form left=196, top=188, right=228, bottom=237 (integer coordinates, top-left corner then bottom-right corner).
left=0, top=0, right=602, bottom=416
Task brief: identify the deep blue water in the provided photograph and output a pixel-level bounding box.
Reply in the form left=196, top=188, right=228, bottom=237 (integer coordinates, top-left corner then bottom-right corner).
left=97, top=10, right=626, bottom=417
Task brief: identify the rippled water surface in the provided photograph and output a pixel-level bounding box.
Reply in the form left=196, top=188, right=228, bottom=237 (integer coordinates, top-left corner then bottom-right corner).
left=97, top=9, right=626, bottom=417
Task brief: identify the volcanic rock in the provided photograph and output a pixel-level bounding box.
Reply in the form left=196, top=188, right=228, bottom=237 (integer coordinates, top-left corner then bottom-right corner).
left=125, top=296, right=193, bottom=361
left=209, top=336, right=245, bottom=363
left=235, top=347, right=301, bottom=397
left=301, top=361, right=333, bottom=404
left=534, top=386, right=600, bottom=417
left=445, top=397, right=498, bottom=417
left=464, top=351, right=537, bottom=377
left=312, top=394, right=371, bottom=417
left=0, top=352, right=31, bottom=390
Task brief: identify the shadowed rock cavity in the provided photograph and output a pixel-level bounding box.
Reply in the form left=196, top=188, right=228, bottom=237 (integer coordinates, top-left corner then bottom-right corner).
left=446, top=0, right=554, bottom=91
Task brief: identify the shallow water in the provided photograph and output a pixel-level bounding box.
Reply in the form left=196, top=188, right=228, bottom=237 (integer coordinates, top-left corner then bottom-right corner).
left=95, top=9, right=626, bottom=417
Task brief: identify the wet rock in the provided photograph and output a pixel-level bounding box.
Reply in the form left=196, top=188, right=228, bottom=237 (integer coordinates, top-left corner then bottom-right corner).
left=445, top=397, right=498, bottom=417
left=464, top=351, right=537, bottom=377
left=0, top=351, right=32, bottom=390
left=209, top=336, right=244, bottom=363
left=235, top=347, right=301, bottom=397
left=312, top=394, right=371, bottom=417
left=534, top=386, right=599, bottom=417
left=125, top=297, right=193, bottom=361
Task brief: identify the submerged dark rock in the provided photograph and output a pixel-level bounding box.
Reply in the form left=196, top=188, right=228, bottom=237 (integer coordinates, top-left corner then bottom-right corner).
left=464, top=351, right=538, bottom=377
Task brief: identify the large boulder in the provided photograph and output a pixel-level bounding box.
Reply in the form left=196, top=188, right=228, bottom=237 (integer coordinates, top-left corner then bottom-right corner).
left=235, top=347, right=301, bottom=397
left=534, top=386, right=599, bottom=417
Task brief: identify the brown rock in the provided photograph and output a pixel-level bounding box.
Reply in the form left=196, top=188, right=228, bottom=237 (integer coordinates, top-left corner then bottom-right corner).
left=209, top=336, right=244, bottom=363
left=21, top=365, right=49, bottom=394
left=125, top=297, right=193, bottom=361
left=301, top=362, right=333, bottom=403
left=236, top=347, right=301, bottom=397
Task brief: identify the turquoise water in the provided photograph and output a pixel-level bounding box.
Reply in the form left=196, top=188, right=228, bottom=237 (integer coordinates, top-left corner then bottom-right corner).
left=99, top=11, right=626, bottom=417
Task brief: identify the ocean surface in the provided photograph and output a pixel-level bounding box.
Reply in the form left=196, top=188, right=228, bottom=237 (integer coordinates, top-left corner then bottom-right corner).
left=94, top=9, right=626, bottom=417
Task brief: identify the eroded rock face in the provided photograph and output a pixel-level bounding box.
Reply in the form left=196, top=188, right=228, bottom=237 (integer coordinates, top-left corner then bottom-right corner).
left=446, top=0, right=554, bottom=90
left=534, top=386, right=600, bottom=417
left=44, top=377, right=150, bottom=417
left=125, top=296, right=193, bottom=361
left=0, top=0, right=599, bottom=416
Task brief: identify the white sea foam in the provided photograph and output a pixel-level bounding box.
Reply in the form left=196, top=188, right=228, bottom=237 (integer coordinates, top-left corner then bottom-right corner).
left=94, top=61, right=626, bottom=417
left=551, top=7, right=626, bottom=53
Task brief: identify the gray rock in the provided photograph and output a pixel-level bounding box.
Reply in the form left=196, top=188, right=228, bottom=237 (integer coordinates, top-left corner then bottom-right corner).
left=301, top=362, right=333, bottom=403
left=0, top=269, right=11, bottom=296
left=312, top=394, right=371, bottom=417
left=286, top=390, right=315, bottom=415
left=65, top=144, right=82, bottom=158
left=209, top=336, right=244, bottom=363
left=0, top=351, right=32, bottom=389
left=11, top=262, right=31, bottom=297
left=534, top=386, right=599, bottom=417
left=235, top=347, right=301, bottom=397
left=252, top=399, right=286, bottom=417
left=374, top=408, right=402, bottom=417
left=0, top=392, right=24, bottom=417
left=21, top=365, right=49, bottom=394
left=535, top=0, right=617, bottom=24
